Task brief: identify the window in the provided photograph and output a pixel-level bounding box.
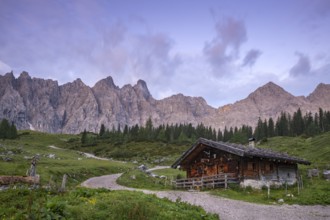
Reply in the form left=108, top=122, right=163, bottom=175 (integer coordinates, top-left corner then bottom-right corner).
left=248, top=162, right=256, bottom=171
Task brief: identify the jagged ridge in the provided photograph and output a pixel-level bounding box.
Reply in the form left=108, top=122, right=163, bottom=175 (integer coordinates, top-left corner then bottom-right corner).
left=0, top=72, right=329, bottom=134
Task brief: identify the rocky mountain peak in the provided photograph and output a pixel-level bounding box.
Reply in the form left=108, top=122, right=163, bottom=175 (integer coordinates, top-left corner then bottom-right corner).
left=248, top=81, right=293, bottom=100
left=134, top=79, right=151, bottom=99
left=93, top=76, right=117, bottom=90
left=1, top=72, right=15, bottom=86
left=4, top=71, right=14, bottom=79
left=307, top=83, right=330, bottom=109
left=309, top=83, right=330, bottom=97
left=19, top=71, right=32, bottom=80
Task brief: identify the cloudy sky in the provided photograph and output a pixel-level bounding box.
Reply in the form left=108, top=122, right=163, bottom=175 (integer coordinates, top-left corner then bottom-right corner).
left=0, top=0, right=329, bottom=107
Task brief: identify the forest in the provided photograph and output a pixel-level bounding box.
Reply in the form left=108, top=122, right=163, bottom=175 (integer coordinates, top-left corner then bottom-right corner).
left=0, top=118, right=18, bottom=140
left=81, top=108, right=330, bottom=146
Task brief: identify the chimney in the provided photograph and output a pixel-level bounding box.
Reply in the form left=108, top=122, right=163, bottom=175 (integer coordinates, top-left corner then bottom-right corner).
left=248, top=137, right=255, bottom=148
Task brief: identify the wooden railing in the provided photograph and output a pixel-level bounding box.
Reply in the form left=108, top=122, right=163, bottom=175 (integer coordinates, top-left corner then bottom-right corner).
left=172, top=173, right=238, bottom=189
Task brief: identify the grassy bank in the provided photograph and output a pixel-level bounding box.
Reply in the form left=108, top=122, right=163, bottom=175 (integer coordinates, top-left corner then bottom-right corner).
left=0, top=188, right=218, bottom=220
left=211, top=176, right=329, bottom=205
left=117, top=168, right=185, bottom=190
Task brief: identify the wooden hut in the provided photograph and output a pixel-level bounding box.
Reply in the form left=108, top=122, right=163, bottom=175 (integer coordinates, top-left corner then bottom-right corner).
left=171, top=138, right=310, bottom=189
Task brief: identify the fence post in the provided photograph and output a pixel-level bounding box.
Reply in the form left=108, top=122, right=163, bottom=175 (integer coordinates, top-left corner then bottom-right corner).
left=60, top=174, right=67, bottom=192
left=267, top=183, right=270, bottom=199
left=200, top=177, right=202, bottom=189
left=225, top=174, right=227, bottom=189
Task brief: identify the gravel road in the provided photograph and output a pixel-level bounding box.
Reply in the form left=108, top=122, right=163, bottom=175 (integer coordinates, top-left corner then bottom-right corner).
left=81, top=173, right=330, bottom=220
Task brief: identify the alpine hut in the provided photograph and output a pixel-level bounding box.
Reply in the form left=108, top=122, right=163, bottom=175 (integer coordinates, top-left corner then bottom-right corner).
left=172, top=138, right=310, bottom=189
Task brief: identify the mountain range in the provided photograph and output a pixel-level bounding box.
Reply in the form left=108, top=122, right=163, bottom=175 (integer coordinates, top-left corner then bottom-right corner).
left=0, top=72, right=329, bottom=134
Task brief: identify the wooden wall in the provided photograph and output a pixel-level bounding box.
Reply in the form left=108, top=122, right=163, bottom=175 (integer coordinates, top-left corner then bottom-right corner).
left=183, top=147, right=297, bottom=183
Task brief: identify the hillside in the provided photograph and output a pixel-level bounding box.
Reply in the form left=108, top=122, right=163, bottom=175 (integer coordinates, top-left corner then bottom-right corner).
left=259, top=132, right=330, bottom=169
left=0, top=72, right=329, bottom=134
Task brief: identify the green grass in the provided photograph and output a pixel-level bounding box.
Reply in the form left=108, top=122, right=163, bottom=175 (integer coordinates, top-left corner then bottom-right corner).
left=0, top=131, right=133, bottom=187
left=211, top=176, right=330, bottom=205
left=258, top=132, right=330, bottom=169
left=73, top=140, right=191, bottom=166
left=117, top=168, right=185, bottom=190
left=153, top=168, right=186, bottom=180
left=0, top=188, right=219, bottom=220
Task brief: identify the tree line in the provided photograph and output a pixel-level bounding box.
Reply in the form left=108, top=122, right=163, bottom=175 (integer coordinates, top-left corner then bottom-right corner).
left=81, top=107, right=330, bottom=146
left=0, top=118, right=18, bottom=140
left=254, top=108, right=330, bottom=140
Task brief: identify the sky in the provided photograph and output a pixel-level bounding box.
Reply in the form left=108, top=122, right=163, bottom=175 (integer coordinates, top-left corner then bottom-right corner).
left=0, top=0, right=329, bottom=107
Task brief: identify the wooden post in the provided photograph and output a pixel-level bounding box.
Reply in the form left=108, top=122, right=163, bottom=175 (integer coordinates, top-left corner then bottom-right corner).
left=267, top=184, right=270, bottom=199
left=258, top=160, right=262, bottom=180
left=60, top=174, right=67, bottom=192
left=285, top=181, right=287, bottom=194
left=201, top=177, right=204, bottom=189
left=225, top=174, right=227, bottom=189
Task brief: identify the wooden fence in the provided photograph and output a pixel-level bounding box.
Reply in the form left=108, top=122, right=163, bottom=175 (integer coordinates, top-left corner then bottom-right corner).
left=172, top=173, right=238, bottom=189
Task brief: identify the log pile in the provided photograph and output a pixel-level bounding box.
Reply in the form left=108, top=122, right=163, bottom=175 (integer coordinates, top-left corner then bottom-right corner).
left=0, top=175, right=40, bottom=185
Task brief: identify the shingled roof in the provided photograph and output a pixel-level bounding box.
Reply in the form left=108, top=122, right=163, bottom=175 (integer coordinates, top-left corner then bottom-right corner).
left=172, top=138, right=311, bottom=168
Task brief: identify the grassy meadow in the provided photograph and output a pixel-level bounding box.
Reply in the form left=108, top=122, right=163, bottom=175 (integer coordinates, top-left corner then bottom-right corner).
left=0, top=131, right=218, bottom=219
left=0, top=130, right=329, bottom=220
left=0, top=131, right=133, bottom=187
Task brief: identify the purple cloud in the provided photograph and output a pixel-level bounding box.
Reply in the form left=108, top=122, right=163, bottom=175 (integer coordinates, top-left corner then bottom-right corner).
left=204, top=17, right=247, bottom=76
left=290, top=52, right=311, bottom=76
left=242, top=49, right=262, bottom=67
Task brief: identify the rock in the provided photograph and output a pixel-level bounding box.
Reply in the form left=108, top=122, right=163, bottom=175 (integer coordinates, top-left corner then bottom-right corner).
left=307, top=169, right=319, bottom=178
left=150, top=173, right=158, bottom=178
left=7, top=151, right=13, bottom=155
left=48, top=154, right=55, bottom=159
left=323, top=170, right=330, bottom=180
left=3, top=157, right=13, bottom=162
left=1, top=72, right=330, bottom=134
left=138, top=164, right=147, bottom=171
left=278, top=199, right=284, bottom=203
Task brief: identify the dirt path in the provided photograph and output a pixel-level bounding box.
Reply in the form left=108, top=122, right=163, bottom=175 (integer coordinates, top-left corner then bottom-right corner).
left=48, top=145, right=111, bottom=161
left=81, top=173, right=330, bottom=220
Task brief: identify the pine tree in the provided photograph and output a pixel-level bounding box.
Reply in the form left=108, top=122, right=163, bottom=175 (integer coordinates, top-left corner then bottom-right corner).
left=81, top=129, right=87, bottom=145
left=8, top=122, right=18, bottom=139
left=99, top=124, right=106, bottom=137
left=217, top=129, right=223, bottom=141
left=267, top=118, right=275, bottom=137
left=319, top=108, right=324, bottom=132
left=0, top=119, right=10, bottom=139
left=292, top=108, right=304, bottom=136
left=276, top=112, right=289, bottom=136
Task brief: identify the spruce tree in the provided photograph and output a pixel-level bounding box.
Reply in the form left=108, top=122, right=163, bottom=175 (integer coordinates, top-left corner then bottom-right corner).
left=99, top=124, right=106, bottom=137
left=81, top=129, right=87, bottom=145
left=0, top=119, right=10, bottom=139
left=267, top=118, right=275, bottom=137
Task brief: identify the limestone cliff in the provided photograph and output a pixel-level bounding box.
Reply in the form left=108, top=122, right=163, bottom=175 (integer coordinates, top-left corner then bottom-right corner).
left=0, top=72, right=329, bottom=134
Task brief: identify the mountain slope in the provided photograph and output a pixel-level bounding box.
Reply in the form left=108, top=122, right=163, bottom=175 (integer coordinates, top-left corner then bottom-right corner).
left=0, top=72, right=329, bottom=134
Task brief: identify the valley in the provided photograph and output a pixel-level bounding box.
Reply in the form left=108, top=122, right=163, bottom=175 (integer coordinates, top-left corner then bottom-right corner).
left=0, top=131, right=329, bottom=219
